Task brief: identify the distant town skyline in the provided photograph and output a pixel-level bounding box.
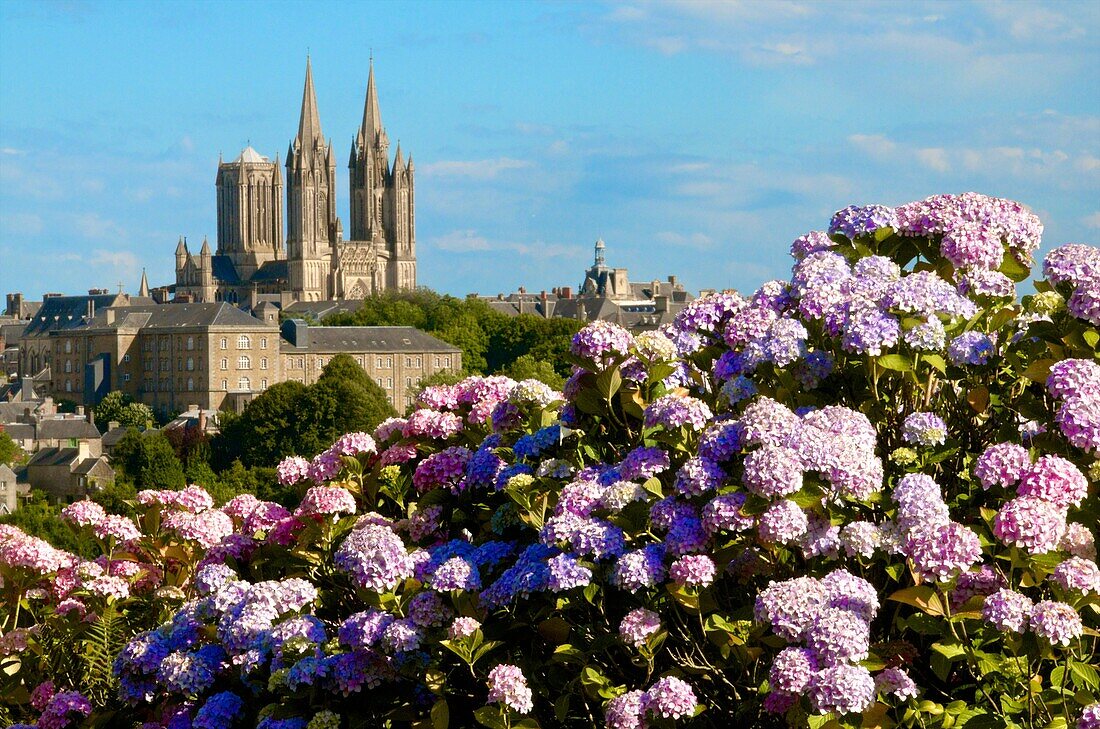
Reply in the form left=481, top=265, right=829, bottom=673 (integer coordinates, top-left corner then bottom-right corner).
left=1, top=0, right=1097, bottom=300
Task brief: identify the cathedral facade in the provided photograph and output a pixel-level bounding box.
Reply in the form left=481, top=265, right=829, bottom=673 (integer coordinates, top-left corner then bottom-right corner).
left=175, top=59, right=416, bottom=305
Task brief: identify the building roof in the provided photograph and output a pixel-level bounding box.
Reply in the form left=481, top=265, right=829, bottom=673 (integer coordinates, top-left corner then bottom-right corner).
left=102, top=426, right=141, bottom=448
left=36, top=419, right=100, bottom=441
left=1, top=423, right=35, bottom=441
left=282, top=300, right=364, bottom=321
left=282, top=323, right=460, bottom=353
left=23, top=294, right=124, bottom=336
left=251, top=260, right=289, bottom=283
left=26, top=446, right=79, bottom=467
left=73, top=457, right=112, bottom=476
left=83, top=302, right=273, bottom=331
left=236, top=146, right=269, bottom=164
left=211, top=255, right=242, bottom=284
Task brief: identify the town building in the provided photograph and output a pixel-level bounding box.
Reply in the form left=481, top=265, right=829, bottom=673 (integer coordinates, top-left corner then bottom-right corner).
left=24, top=442, right=114, bottom=501
left=174, top=58, right=415, bottom=306
left=473, top=239, right=695, bottom=330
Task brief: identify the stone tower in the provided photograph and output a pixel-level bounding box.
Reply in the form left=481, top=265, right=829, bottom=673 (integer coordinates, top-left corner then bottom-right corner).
left=216, top=146, right=284, bottom=280
left=286, top=58, right=338, bottom=301
left=349, top=59, right=416, bottom=291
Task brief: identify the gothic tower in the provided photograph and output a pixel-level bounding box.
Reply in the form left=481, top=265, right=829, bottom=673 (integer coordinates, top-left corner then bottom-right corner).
left=286, top=58, right=338, bottom=301
left=216, top=146, right=284, bottom=280
left=349, top=59, right=416, bottom=291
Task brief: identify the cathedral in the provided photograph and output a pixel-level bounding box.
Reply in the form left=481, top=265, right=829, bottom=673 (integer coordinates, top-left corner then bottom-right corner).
left=174, top=58, right=416, bottom=305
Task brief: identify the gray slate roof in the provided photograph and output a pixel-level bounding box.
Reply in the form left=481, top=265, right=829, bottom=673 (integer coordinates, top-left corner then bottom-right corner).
left=26, top=446, right=79, bottom=467
left=36, top=419, right=101, bottom=440
left=283, top=300, right=364, bottom=321
left=210, top=256, right=242, bottom=284
left=1, top=423, right=35, bottom=441
left=283, top=325, right=460, bottom=353
left=251, top=260, right=289, bottom=282
left=23, top=294, right=123, bottom=336
left=84, top=302, right=272, bottom=331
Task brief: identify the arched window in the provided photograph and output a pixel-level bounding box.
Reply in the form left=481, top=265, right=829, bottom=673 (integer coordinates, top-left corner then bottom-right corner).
left=220, top=358, right=228, bottom=370
left=260, top=357, right=268, bottom=370
left=237, top=335, right=251, bottom=349
left=221, top=379, right=228, bottom=391
left=65, top=380, right=72, bottom=392
left=238, top=377, right=251, bottom=391
left=187, top=377, right=194, bottom=392
left=64, top=340, right=72, bottom=353
left=186, top=336, right=194, bottom=350
left=220, top=337, right=228, bottom=349
left=64, top=360, right=72, bottom=373
left=186, top=357, right=194, bottom=371
left=238, top=356, right=251, bottom=369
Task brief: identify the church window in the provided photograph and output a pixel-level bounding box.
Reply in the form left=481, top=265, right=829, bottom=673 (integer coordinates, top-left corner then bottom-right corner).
left=64, top=360, right=72, bottom=373
left=187, top=378, right=194, bottom=392
left=187, top=336, right=194, bottom=351
left=260, top=358, right=268, bottom=370
left=238, top=356, right=251, bottom=370
left=64, top=340, right=72, bottom=353
left=220, top=338, right=228, bottom=349
left=238, top=335, right=251, bottom=349
left=65, top=380, right=72, bottom=392
left=238, top=377, right=250, bottom=391
left=187, top=357, right=194, bottom=371
left=220, top=358, right=228, bottom=370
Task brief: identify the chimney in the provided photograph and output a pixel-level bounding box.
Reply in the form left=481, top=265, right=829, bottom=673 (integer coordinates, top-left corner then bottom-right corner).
left=106, top=308, right=116, bottom=325
left=75, top=406, right=84, bottom=417
left=77, top=440, right=90, bottom=461
left=108, top=420, right=120, bottom=432
left=23, top=407, right=31, bottom=423
left=86, top=300, right=95, bottom=320
left=540, top=290, right=549, bottom=318
left=655, top=295, right=669, bottom=313
left=667, top=275, right=679, bottom=288
left=198, top=410, right=208, bottom=433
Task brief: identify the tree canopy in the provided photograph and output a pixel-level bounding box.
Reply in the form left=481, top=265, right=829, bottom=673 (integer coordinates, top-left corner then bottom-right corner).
left=91, top=391, right=154, bottom=433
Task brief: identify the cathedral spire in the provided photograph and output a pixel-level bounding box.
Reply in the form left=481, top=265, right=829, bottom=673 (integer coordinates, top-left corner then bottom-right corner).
left=296, top=56, right=324, bottom=147
left=139, top=268, right=150, bottom=297
left=358, top=58, right=386, bottom=150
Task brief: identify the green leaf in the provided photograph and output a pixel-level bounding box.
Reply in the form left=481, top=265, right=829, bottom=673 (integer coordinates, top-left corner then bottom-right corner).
left=1084, top=329, right=1100, bottom=349
left=473, top=707, right=508, bottom=729
left=1070, top=659, right=1100, bottom=691
left=877, top=354, right=912, bottom=372
left=641, top=477, right=663, bottom=498
left=888, top=586, right=945, bottom=617
left=998, top=254, right=1032, bottom=283
left=923, top=353, right=947, bottom=374
left=595, top=367, right=623, bottom=400
left=431, top=699, right=449, bottom=729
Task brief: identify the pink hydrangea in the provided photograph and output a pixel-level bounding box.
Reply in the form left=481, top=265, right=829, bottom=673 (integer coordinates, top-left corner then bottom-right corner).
left=92, top=515, right=142, bottom=544
left=403, top=409, right=464, bottom=439
left=993, top=497, right=1066, bottom=554
left=276, top=456, right=311, bottom=486
left=486, top=663, right=534, bottom=714
left=642, top=676, right=697, bottom=720
left=1030, top=601, right=1083, bottom=646
left=295, top=486, right=357, bottom=518
left=974, top=442, right=1031, bottom=489
left=59, top=500, right=106, bottom=528
left=1050, top=557, right=1100, bottom=595
left=1016, top=455, right=1089, bottom=508
left=619, top=608, right=662, bottom=647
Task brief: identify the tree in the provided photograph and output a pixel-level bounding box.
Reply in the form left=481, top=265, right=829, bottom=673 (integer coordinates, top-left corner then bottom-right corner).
left=0, top=431, right=21, bottom=465
left=501, top=354, right=565, bottom=389
left=111, top=429, right=186, bottom=490
left=91, top=391, right=153, bottom=433
left=213, top=381, right=309, bottom=468
left=298, top=356, right=397, bottom=455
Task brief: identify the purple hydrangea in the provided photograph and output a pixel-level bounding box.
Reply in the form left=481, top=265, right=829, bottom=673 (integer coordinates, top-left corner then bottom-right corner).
left=758, top=499, right=809, bottom=545
left=619, top=607, right=662, bottom=647
left=807, top=664, right=875, bottom=715
left=643, top=395, right=713, bottom=431
left=974, top=442, right=1031, bottom=489
left=742, top=445, right=803, bottom=498
left=839, top=521, right=881, bottom=558
left=701, top=492, right=754, bottom=535
left=611, top=546, right=666, bottom=592
left=334, top=525, right=413, bottom=592
left=1044, top=243, right=1100, bottom=285
left=642, top=676, right=697, bottom=720
left=547, top=553, right=593, bottom=591
left=669, top=554, right=716, bottom=587
left=829, top=204, right=898, bottom=240
left=604, top=690, right=646, bottom=729
left=947, top=331, right=995, bottom=366
left=1050, top=557, right=1100, bottom=595
left=755, top=576, right=829, bottom=640
left=618, top=446, right=671, bottom=480
left=769, top=647, right=818, bottom=693
left=875, top=668, right=919, bottom=700
left=790, top=230, right=834, bottom=260
left=487, top=664, right=534, bottom=714
left=1030, top=601, right=1083, bottom=646
left=904, top=522, right=982, bottom=582
left=982, top=588, right=1032, bottom=633
left=806, top=606, right=871, bottom=665
left=295, top=486, right=356, bottom=518
left=571, top=321, right=634, bottom=363
left=902, top=412, right=947, bottom=447
left=994, top=497, right=1067, bottom=554
left=1016, top=455, right=1089, bottom=508
left=412, top=447, right=472, bottom=494
left=674, top=456, right=725, bottom=496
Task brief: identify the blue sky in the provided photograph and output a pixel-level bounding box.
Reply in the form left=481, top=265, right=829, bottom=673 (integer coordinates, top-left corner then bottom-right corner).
left=1, top=0, right=1097, bottom=300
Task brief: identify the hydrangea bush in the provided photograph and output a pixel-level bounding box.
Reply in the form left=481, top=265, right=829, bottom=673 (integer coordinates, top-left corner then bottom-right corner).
left=4, top=192, right=1099, bottom=728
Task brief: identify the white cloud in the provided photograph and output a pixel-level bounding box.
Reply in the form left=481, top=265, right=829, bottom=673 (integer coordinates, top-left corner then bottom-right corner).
left=88, top=249, right=140, bottom=277
left=916, top=147, right=950, bottom=172
left=74, top=213, right=126, bottom=239
left=848, top=134, right=897, bottom=160
left=420, top=157, right=533, bottom=180
left=0, top=147, right=25, bottom=155
left=849, top=133, right=1079, bottom=179
left=655, top=230, right=715, bottom=249
left=1083, top=212, right=1100, bottom=229
left=432, top=229, right=492, bottom=252
left=0, top=212, right=44, bottom=235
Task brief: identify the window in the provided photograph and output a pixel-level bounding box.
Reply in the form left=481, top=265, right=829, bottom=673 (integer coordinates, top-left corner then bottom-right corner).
left=65, top=380, right=72, bottom=392
left=65, top=340, right=72, bottom=354
left=261, top=379, right=268, bottom=390
left=357, top=357, right=364, bottom=366
left=406, top=377, right=413, bottom=386
left=405, top=357, right=412, bottom=367
left=64, top=360, right=72, bottom=373
left=123, top=353, right=131, bottom=363
left=187, top=357, right=194, bottom=371
left=220, top=358, right=228, bottom=370
left=386, top=377, right=392, bottom=389
left=377, top=357, right=383, bottom=368
left=220, top=337, right=228, bottom=349
left=434, top=356, right=441, bottom=368
left=299, top=357, right=305, bottom=368
left=238, top=356, right=251, bottom=369
left=444, top=356, right=451, bottom=368
left=187, top=377, right=194, bottom=391
left=260, top=357, right=268, bottom=370
left=376, top=377, right=383, bottom=386
left=123, top=373, right=131, bottom=383
left=221, top=379, right=228, bottom=391
left=416, top=356, right=422, bottom=368
left=187, top=336, right=194, bottom=351
left=238, top=377, right=250, bottom=391
left=237, top=335, right=250, bottom=349
left=260, top=338, right=267, bottom=349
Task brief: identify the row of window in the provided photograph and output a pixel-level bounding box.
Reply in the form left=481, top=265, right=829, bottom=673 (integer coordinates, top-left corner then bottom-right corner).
left=219, top=335, right=267, bottom=350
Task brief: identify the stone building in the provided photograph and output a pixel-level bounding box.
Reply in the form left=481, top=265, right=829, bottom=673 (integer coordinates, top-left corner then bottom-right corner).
left=175, top=58, right=416, bottom=305
left=473, top=239, right=695, bottom=330
left=279, top=320, right=461, bottom=411
left=24, top=441, right=114, bottom=502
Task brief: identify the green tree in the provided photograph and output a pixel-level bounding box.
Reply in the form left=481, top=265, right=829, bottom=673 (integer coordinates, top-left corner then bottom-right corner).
left=213, top=381, right=309, bottom=468
left=0, top=431, right=21, bottom=465
left=298, top=355, right=397, bottom=455
left=111, top=429, right=186, bottom=490
left=91, top=391, right=154, bottom=433
left=501, top=354, right=566, bottom=389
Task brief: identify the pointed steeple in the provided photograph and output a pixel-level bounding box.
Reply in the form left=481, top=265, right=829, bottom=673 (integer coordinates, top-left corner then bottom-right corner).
left=358, top=58, right=385, bottom=150
left=296, top=57, right=324, bottom=146
left=200, top=236, right=211, bottom=256
left=139, top=269, right=150, bottom=297
left=393, top=142, right=403, bottom=169
left=175, top=236, right=187, bottom=256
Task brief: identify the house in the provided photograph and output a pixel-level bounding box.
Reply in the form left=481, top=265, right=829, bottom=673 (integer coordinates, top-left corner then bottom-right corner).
left=0, top=463, right=25, bottom=514
left=24, top=441, right=114, bottom=502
